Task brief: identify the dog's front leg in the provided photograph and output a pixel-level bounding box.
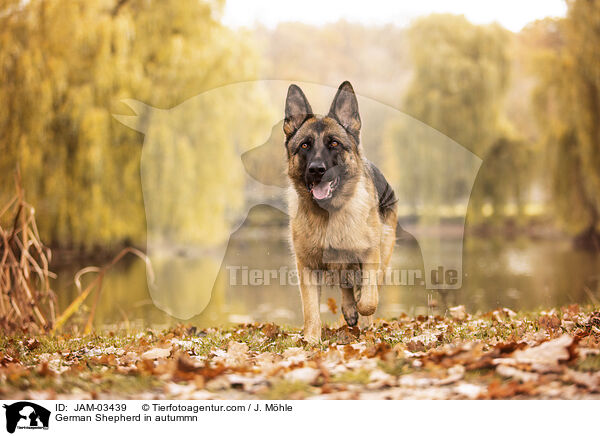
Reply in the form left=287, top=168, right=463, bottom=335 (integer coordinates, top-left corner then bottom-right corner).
left=341, top=286, right=358, bottom=326
left=298, top=264, right=321, bottom=344
left=356, top=248, right=380, bottom=316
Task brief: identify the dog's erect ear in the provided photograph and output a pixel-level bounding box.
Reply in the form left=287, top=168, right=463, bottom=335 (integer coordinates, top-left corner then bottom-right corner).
left=328, top=81, right=361, bottom=136
left=284, top=84, right=312, bottom=140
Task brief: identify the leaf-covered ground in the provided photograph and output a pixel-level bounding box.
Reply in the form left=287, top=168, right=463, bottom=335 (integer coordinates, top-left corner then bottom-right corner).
left=2, top=305, right=600, bottom=400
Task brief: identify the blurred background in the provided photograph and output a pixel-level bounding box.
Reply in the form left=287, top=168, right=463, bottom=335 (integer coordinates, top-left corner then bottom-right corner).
left=1, top=0, right=599, bottom=330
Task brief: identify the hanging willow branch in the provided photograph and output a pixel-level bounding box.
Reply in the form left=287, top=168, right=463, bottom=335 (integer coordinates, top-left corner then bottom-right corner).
left=0, top=172, right=56, bottom=334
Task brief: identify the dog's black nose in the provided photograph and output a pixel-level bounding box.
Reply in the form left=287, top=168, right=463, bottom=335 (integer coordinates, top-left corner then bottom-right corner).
left=308, top=161, right=327, bottom=175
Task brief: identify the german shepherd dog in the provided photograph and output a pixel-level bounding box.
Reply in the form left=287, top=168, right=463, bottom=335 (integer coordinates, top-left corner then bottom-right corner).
left=284, top=81, right=398, bottom=343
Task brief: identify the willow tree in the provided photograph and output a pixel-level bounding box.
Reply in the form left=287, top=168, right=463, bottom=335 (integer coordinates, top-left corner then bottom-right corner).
left=404, top=14, right=511, bottom=157
left=385, top=14, right=523, bottom=219
left=0, top=0, right=260, bottom=250
left=531, top=1, right=600, bottom=248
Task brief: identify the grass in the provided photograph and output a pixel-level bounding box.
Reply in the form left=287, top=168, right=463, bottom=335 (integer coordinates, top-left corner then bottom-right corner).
left=378, top=359, right=412, bottom=377
left=261, top=380, right=311, bottom=400
left=331, top=369, right=371, bottom=384
left=576, top=354, right=600, bottom=372
left=0, top=306, right=598, bottom=399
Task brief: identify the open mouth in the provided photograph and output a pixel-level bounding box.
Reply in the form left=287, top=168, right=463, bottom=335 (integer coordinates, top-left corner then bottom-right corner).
left=309, top=176, right=340, bottom=201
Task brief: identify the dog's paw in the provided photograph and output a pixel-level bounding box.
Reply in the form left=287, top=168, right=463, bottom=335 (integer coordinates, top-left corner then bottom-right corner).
left=342, top=304, right=358, bottom=326
left=303, top=324, right=321, bottom=345
left=303, top=333, right=321, bottom=345
left=357, top=299, right=377, bottom=316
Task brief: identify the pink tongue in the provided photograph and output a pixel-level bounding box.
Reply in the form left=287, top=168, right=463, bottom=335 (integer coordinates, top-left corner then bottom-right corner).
left=311, top=181, right=332, bottom=200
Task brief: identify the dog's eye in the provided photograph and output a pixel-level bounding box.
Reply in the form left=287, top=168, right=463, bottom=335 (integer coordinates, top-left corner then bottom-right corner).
left=330, top=141, right=339, bottom=148
left=301, top=142, right=309, bottom=149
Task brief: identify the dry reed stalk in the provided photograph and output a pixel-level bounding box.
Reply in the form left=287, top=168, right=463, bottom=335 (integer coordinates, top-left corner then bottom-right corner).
left=0, top=172, right=56, bottom=334
left=1, top=171, right=154, bottom=335
left=53, top=247, right=154, bottom=334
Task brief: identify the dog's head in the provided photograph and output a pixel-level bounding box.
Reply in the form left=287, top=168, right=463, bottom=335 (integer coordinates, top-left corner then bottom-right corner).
left=284, top=81, right=363, bottom=210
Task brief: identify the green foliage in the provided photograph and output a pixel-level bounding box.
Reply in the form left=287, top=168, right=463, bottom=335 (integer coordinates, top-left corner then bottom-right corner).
left=2, top=3, right=600, bottom=246
left=404, top=14, right=511, bottom=157
left=476, top=135, right=533, bottom=222
left=531, top=1, right=600, bottom=235
left=0, top=0, right=260, bottom=249
left=382, top=14, right=529, bottom=219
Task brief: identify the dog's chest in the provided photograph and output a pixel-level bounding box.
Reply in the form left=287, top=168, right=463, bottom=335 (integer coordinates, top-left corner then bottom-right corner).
left=295, top=205, right=377, bottom=255
left=322, top=209, right=372, bottom=251
left=288, top=181, right=380, bottom=267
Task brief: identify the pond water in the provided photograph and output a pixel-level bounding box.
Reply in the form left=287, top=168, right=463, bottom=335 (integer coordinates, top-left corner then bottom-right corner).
left=53, top=206, right=600, bottom=331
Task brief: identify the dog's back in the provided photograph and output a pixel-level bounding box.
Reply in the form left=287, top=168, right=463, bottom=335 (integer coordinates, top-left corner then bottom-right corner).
left=365, top=159, right=398, bottom=221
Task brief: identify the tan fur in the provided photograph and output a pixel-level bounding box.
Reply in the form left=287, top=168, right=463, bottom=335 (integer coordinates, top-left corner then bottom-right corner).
left=288, top=156, right=397, bottom=344
left=284, top=82, right=397, bottom=344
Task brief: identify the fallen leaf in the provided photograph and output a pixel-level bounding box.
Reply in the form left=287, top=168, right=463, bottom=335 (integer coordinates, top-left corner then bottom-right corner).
left=367, top=369, right=397, bottom=389
left=25, top=338, right=40, bottom=351
left=36, top=361, right=56, bottom=377
left=282, top=347, right=308, bottom=366
left=218, top=341, right=249, bottom=367
left=539, top=315, right=561, bottom=331
left=449, top=305, right=467, bottom=321
left=496, top=364, right=539, bottom=383
left=406, top=340, right=426, bottom=353
left=285, top=367, right=320, bottom=385
left=454, top=383, right=483, bottom=399
left=437, top=365, right=465, bottom=385
left=498, top=335, right=577, bottom=370
left=329, top=325, right=359, bottom=345
left=486, top=380, right=536, bottom=399
left=564, top=369, right=600, bottom=392
left=261, top=323, right=280, bottom=340
left=141, top=347, right=172, bottom=360
left=327, top=298, right=337, bottom=315
left=176, top=353, right=203, bottom=372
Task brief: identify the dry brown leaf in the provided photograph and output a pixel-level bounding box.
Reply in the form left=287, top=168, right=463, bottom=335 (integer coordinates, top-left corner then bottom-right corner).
left=327, top=298, right=337, bottom=315
left=486, top=380, right=536, bottom=399
left=284, top=367, right=320, bottom=385
left=342, top=344, right=360, bottom=360
left=437, top=365, right=465, bottom=385
left=503, top=334, right=576, bottom=366
left=0, top=353, right=17, bottom=366
left=329, top=325, right=359, bottom=345
left=282, top=347, right=307, bottom=365
left=213, top=341, right=249, bottom=368
left=95, top=354, right=118, bottom=366
left=449, top=305, right=467, bottom=321
left=406, top=340, right=426, bottom=353
left=539, top=315, right=561, bottom=331
left=141, top=346, right=172, bottom=360
left=36, top=361, right=56, bottom=377
left=565, top=304, right=580, bottom=316
left=176, top=353, right=203, bottom=372
left=496, top=364, right=539, bottom=383
left=25, top=338, right=40, bottom=351
left=564, top=369, right=600, bottom=392
left=363, top=342, right=393, bottom=360
left=261, top=323, right=280, bottom=340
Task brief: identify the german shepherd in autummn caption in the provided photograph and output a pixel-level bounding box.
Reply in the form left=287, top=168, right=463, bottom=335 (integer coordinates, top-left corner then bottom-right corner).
left=284, top=81, right=398, bottom=343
